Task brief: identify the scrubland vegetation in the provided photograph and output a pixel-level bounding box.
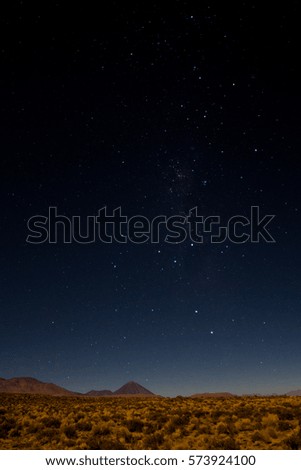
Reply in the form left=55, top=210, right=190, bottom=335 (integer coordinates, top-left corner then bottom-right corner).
left=0, top=394, right=301, bottom=449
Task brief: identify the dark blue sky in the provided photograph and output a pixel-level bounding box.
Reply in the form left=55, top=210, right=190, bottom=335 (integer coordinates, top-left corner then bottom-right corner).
left=0, top=1, right=300, bottom=396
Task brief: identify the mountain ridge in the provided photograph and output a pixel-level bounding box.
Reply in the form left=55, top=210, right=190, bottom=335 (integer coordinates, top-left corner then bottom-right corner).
left=0, top=377, right=155, bottom=396
left=0, top=377, right=77, bottom=396
left=286, top=389, right=301, bottom=396
left=0, top=376, right=300, bottom=397
left=85, top=389, right=113, bottom=396
left=113, top=381, right=154, bottom=396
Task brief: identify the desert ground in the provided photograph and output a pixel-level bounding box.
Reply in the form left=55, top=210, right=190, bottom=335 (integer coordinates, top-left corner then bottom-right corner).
left=0, top=394, right=301, bottom=450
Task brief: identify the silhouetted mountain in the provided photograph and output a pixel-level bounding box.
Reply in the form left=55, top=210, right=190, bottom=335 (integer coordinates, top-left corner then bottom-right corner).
left=191, top=392, right=236, bottom=398
left=0, top=377, right=77, bottom=396
left=85, top=390, right=113, bottom=396
left=286, top=389, right=301, bottom=396
left=113, top=381, right=154, bottom=395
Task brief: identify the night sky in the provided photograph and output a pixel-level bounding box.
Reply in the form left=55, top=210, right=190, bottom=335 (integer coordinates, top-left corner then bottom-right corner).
left=1, top=2, right=300, bottom=396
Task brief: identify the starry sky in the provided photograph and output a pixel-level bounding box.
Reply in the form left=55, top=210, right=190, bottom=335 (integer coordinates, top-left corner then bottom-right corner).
left=0, top=2, right=300, bottom=396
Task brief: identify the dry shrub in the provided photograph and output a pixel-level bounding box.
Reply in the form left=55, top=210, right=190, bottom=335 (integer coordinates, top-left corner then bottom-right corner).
left=1, top=394, right=301, bottom=450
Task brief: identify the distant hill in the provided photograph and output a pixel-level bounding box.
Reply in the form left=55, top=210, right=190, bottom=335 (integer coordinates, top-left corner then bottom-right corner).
left=85, top=390, right=113, bottom=396
left=191, top=392, right=236, bottom=398
left=0, top=377, right=77, bottom=396
left=0, top=377, right=155, bottom=396
left=85, top=381, right=155, bottom=396
left=113, top=381, right=154, bottom=395
left=286, top=390, right=301, bottom=396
